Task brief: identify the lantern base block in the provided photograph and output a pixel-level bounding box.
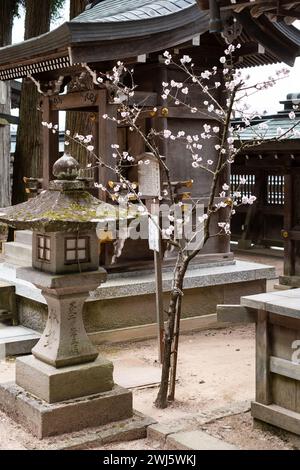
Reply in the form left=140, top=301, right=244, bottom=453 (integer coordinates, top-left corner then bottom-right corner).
left=15, top=354, right=114, bottom=404
left=0, top=381, right=133, bottom=439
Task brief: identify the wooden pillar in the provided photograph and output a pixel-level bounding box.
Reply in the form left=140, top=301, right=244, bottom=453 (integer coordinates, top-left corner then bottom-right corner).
left=97, top=92, right=118, bottom=201
left=283, top=172, right=295, bottom=276
left=256, top=309, right=272, bottom=405
left=42, top=97, right=59, bottom=189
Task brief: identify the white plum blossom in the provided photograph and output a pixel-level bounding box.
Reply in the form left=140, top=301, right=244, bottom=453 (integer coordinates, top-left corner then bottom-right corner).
left=218, top=222, right=231, bottom=234
left=201, top=70, right=211, bottom=80
left=180, top=55, right=192, bottom=64
left=181, top=87, right=189, bottom=95
left=242, top=195, right=257, bottom=205
left=177, top=131, right=185, bottom=137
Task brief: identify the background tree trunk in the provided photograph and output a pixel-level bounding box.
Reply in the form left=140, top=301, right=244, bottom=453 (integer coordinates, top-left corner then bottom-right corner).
left=12, top=0, right=52, bottom=204
left=0, top=0, right=17, bottom=207
left=66, top=0, right=93, bottom=167
left=70, top=0, right=87, bottom=18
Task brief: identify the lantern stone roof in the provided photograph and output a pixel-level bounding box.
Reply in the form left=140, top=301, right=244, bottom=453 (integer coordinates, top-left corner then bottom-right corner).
left=0, top=155, right=135, bottom=232
left=0, top=187, right=125, bottom=232
left=0, top=0, right=300, bottom=81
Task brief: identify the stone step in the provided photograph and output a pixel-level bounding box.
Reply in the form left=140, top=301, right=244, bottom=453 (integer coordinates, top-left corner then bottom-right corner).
left=3, top=241, right=32, bottom=266
left=0, top=325, right=40, bottom=358
left=166, top=430, right=237, bottom=450
left=14, top=230, right=33, bottom=246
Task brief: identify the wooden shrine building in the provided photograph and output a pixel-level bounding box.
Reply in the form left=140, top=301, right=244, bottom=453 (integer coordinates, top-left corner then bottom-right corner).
left=1, top=0, right=300, bottom=271
left=231, top=94, right=300, bottom=288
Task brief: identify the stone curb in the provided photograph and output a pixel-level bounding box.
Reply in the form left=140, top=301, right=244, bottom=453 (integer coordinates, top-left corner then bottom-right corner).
left=148, top=400, right=250, bottom=450
left=26, top=411, right=156, bottom=450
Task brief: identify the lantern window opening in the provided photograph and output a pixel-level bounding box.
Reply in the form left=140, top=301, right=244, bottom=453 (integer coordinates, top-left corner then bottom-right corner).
left=37, top=235, right=51, bottom=262
left=64, top=236, right=90, bottom=265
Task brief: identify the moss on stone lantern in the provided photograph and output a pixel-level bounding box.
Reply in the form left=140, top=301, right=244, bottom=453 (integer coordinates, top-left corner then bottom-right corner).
left=0, top=153, right=132, bottom=275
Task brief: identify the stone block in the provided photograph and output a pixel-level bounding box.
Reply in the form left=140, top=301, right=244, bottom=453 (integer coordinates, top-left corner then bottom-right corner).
left=0, top=382, right=133, bottom=439
left=166, top=430, right=237, bottom=450
left=147, top=422, right=189, bottom=443
left=3, top=241, right=32, bottom=266
left=16, top=355, right=114, bottom=403
left=14, top=230, right=33, bottom=246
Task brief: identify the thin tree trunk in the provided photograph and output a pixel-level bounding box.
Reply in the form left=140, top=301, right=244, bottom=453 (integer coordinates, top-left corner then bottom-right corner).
left=168, top=291, right=182, bottom=401
left=12, top=0, right=52, bottom=204
left=0, top=0, right=16, bottom=207
left=155, top=262, right=187, bottom=408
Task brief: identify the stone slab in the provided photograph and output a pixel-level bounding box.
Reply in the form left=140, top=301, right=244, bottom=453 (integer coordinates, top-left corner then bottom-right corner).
left=17, top=266, right=107, bottom=292
left=113, top=357, right=161, bottom=389
left=45, top=411, right=156, bottom=450
left=3, top=242, right=32, bottom=266
left=148, top=422, right=189, bottom=443
left=0, top=260, right=275, bottom=306
left=0, top=325, right=40, bottom=358
left=92, top=260, right=275, bottom=301
left=16, top=355, right=114, bottom=403
left=89, top=314, right=225, bottom=345
left=0, top=405, right=155, bottom=450
left=166, top=430, right=237, bottom=450
left=0, top=382, right=133, bottom=438
left=14, top=230, right=33, bottom=246
left=241, top=289, right=300, bottom=319
left=148, top=400, right=250, bottom=445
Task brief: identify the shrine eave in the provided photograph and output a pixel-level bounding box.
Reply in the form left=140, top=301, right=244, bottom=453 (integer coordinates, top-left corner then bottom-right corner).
left=0, top=6, right=210, bottom=81
left=236, top=10, right=300, bottom=67
left=0, top=2, right=300, bottom=81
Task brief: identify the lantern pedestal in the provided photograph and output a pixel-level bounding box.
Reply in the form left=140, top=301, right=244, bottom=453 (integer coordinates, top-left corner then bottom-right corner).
left=0, top=268, right=135, bottom=438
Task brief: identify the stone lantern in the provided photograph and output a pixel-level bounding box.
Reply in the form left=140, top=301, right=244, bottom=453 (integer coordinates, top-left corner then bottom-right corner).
left=0, top=154, right=140, bottom=438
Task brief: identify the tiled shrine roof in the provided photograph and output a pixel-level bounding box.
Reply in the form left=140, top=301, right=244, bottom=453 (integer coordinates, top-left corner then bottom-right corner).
left=0, top=0, right=300, bottom=81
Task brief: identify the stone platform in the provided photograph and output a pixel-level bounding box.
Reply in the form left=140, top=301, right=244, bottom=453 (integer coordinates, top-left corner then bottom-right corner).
left=0, top=259, right=275, bottom=344
left=0, top=381, right=133, bottom=439
left=0, top=325, right=40, bottom=357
